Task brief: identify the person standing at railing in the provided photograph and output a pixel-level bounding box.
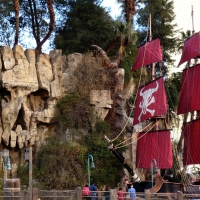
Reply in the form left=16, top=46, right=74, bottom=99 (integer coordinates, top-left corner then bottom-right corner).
left=82, top=184, right=90, bottom=200
left=128, top=184, right=136, bottom=200
left=89, top=182, right=98, bottom=200
left=117, top=188, right=125, bottom=200
left=104, top=185, right=110, bottom=200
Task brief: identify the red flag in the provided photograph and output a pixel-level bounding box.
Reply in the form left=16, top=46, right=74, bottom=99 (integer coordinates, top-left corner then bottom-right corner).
left=136, top=130, right=172, bottom=169
left=183, top=120, right=200, bottom=165
left=131, top=39, right=162, bottom=71
left=177, top=64, right=200, bottom=115
left=133, top=77, right=167, bottom=125
left=178, top=32, right=200, bottom=66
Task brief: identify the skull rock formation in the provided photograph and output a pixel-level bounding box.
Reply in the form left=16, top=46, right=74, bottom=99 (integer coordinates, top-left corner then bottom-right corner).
left=0, top=45, right=131, bottom=174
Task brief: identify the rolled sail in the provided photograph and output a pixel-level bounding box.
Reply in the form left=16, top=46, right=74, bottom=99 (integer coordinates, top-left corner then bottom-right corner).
left=136, top=130, right=172, bottom=169
left=177, top=64, right=200, bottom=115
left=133, top=77, right=167, bottom=125
left=131, top=39, right=162, bottom=71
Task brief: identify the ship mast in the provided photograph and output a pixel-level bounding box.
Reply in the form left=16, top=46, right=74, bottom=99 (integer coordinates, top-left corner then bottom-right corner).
left=191, top=5, right=195, bottom=35
left=149, top=14, right=155, bottom=81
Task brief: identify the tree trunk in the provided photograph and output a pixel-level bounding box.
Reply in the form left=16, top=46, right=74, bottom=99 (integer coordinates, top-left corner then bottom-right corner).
left=35, top=0, right=55, bottom=54
left=13, top=0, right=20, bottom=46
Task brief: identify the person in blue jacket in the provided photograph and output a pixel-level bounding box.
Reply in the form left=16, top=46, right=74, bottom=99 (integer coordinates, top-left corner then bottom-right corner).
left=89, top=183, right=97, bottom=200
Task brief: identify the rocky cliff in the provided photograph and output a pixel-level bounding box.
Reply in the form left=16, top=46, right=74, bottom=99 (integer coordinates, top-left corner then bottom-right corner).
left=0, top=45, right=136, bottom=179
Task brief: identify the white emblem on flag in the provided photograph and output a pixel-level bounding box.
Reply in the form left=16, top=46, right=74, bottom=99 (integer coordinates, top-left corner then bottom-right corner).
left=138, top=81, right=159, bottom=122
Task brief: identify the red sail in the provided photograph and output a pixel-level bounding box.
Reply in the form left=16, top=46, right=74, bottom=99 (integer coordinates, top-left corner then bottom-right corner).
left=178, top=32, right=200, bottom=66
left=136, top=130, right=172, bottom=169
left=183, top=120, right=200, bottom=165
left=133, top=77, right=167, bottom=125
left=131, top=39, right=162, bottom=71
left=177, top=64, right=200, bottom=115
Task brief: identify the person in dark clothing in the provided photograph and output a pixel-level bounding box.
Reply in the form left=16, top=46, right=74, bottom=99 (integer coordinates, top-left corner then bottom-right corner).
left=104, top=185, right=110, bottom=200
left=89, top=183, right=97, bottom=200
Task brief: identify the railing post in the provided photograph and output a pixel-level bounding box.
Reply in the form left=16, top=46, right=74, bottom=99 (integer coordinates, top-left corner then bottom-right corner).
left=145, top=189, right=151, bottom=200
left=32, top=188, right=39, bottom=200
left=74, top=187, right=82, bottom=200
left=110, top=189, right=117, bottom=200
left=29, top=147, right=33, bottom=200
left=177, top=191, right=183, bottom=200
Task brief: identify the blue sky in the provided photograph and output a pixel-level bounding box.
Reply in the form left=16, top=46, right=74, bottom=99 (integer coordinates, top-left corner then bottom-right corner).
left=101, top=0, right=122, bottom=19
left=101, top=0, right=200, bottom=71
left=101, top=0, right=200, bottom=32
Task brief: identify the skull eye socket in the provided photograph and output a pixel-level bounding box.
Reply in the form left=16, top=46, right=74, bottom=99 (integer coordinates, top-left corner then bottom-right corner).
left=1, top=89, right=11, bottom=103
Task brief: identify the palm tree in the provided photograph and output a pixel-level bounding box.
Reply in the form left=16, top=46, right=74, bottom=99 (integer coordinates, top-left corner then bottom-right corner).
left=105, top=21, right=137, bottom=54
left=105, top=0, right=142, bottom=54
left=177, top=30, right=192, bottom=52
left=91, top=0, right=141, bottom=68
left=35, top=0, right=55, bottom=54
left=13, top=0, right=20, bottom=46
left=117, top=0, right=143, bottom=24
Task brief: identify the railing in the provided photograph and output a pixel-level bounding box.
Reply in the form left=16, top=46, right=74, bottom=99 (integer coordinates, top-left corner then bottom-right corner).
left=0, top=188, right=199, bottom=199
left=38, top=190, right=75, bottom=199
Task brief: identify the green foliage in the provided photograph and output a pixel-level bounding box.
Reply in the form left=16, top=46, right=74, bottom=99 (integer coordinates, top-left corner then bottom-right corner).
left=119, top=43, right=138, bottom=87
left=165, top=72, right=182, bottom=113
left=0, top=0, right=71, bottom=50
left=17, top=165, right=29, bottom=188
left=55, top=53, right=114, bottom=131
left=55, top=94, right=94, bottom=130
left=136, top=0, right=178, bottom=65
left=95, top=120, right=111, bottom=134
left=29, top=121, right=125, bottom=190
left=177, top=30, right=192, bottom=52
left=54, top=0, right=116, bottom=54
left=171, top=140, right=182, bottom=183
left=0, top=169, right=4, bottom=190
left=0, top=1, right=16, bottom=46
left=81, top=120, right=125, bottom=188
left=33, top=136, right=87, bottom=190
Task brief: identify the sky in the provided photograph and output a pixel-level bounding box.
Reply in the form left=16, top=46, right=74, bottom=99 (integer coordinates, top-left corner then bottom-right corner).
left=101, top=0, right=200, bottom=70
left=101, top=0, right=200, bottom=32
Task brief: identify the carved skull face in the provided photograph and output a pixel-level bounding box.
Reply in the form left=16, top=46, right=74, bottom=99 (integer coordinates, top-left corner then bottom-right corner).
left=0, top=46, right=62, bottom=148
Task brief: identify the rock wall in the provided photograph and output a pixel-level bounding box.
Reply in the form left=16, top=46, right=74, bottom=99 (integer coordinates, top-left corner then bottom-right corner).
left=0, top=45, right=134, bottom=178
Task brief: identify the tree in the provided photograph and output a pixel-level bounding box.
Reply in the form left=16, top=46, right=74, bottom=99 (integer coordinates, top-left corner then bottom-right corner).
left=136, top=0, right=178, bottom=65
left=165, top=72, right=181, bottom=114
left=20, top=0, right=55, bottom=53
left=0, top=0, right=58, bottom=53
left=116, top=0, right=143, bottom=24
left=177, top=30, right=192, bottom=52
left=19, top=122, right=125, bottom=190
left=105, top=0, right=143, bottom=54
left=33, top=136, right=87, bottom=189
left=81, top=121, right=125, bottom=188
left=13, top=0, right=20, bottom=45
left=54, top=0, right=116, bottom=55
left=0, top=1, right=16, bottom=46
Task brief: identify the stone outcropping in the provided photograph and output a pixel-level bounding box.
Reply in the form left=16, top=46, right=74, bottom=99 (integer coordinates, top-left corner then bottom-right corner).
left=0, top=45, right=130, bottom=150
left=0, top=45, right=133, bottom=178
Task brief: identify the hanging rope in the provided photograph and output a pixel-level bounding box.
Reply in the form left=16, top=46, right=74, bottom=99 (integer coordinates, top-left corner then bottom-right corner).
left=110, top=17, right=151, bottom=143
left=115, top=122, right=157, bottom=150
left=115, top=121, right=154, bottom=148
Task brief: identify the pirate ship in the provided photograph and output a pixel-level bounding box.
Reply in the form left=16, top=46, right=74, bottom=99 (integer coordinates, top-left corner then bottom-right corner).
left=106, top=15, right=200, bottom=194
left=176, top=31, right=200, bottom=194
left=106, top=23, right=180, bottom=193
